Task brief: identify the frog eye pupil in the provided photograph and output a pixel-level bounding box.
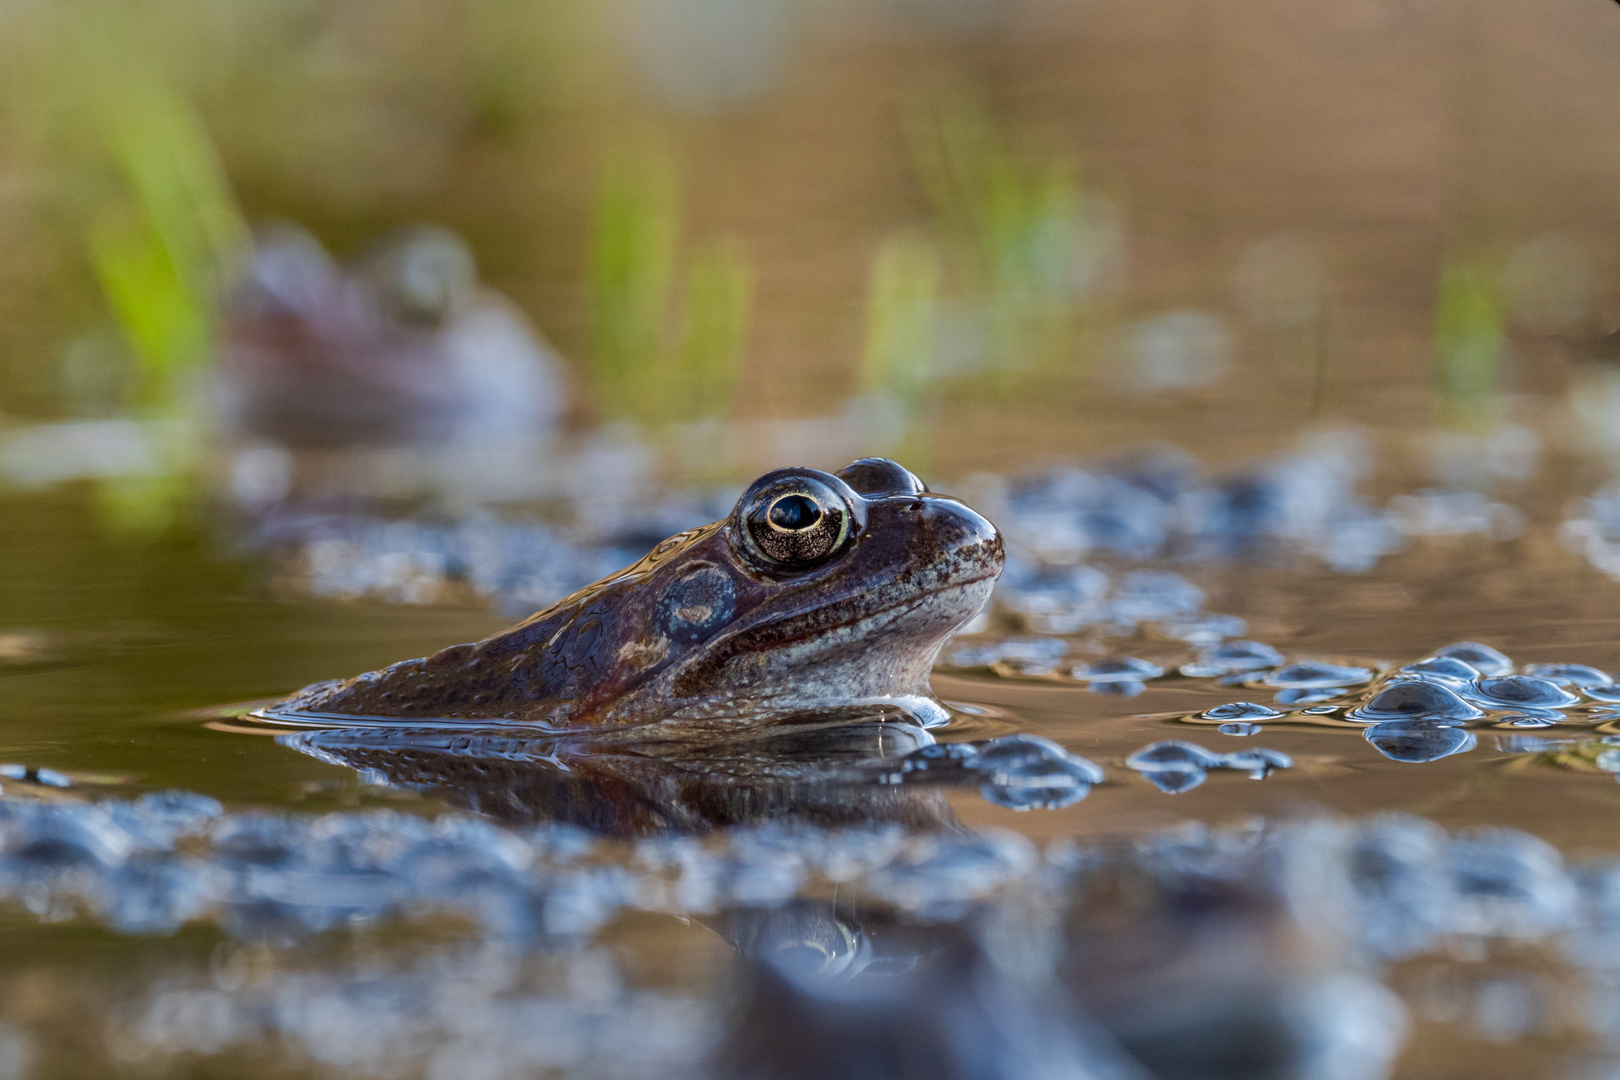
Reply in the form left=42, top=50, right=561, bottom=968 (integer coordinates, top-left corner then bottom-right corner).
left=743, top=489, right=848, bottom=567
left=731, top=469, right=864, bottom=572
left=768, top=495, right=821, bottom=531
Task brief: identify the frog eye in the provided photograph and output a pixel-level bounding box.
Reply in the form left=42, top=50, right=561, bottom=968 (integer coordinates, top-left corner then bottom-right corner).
left=732, top=469, right=865, bottom=571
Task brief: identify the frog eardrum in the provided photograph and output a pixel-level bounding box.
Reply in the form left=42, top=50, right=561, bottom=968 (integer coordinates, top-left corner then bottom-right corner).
left=732, top=469, right=864, bottom=571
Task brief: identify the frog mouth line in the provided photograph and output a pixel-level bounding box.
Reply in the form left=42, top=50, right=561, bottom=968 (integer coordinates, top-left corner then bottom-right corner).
left=715, top=570, right=1001, bottom=656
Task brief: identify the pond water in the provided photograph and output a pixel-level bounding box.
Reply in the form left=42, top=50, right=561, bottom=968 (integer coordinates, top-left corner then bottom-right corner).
left=5, top=2, right=1620, bottom=1072
left=5, top=429, right=1620, bottom=1080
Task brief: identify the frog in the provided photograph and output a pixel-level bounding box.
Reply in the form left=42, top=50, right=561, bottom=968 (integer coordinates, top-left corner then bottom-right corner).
left=262, top=458, right=1003, bottom=736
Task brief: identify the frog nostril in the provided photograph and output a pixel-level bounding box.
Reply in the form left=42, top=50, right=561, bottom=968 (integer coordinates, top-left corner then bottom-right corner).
left=768, top=494, right=822, bottom=531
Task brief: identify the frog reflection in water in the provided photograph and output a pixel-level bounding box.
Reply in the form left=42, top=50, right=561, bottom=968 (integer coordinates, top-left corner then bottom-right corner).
left=267, top=458, right=1003, bottom=735
left=285, top=718, right=958, bottom=834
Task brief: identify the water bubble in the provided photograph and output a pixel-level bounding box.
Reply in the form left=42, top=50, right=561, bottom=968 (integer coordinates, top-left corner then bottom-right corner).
left=1189, top=640, right=1285, bottom=675
left=1392, top=489, right=1525, bottom=542
left=1505, top=715, right=1558, bottom=728
left=1400, top=656, right=1481, bottom=685
left=1447, top=828, right=1576, bottom=938
left=948, top=636, right=1069, bottom=675
left=1434, top=642, right=1514, bottom=677
left=1217, top=722, right=1262, bottom=736
left=1303, top=704, right=1340, bottom=714
left=1364, top=722, right=1478, bottom=763
left=1468, top=676, right=1580, bottom=710
left=1264, top=661, right=1374, bottom=690
left=1125, top=741, right=1290, bottom=788
left=1348, top=681, right=1484, bottom=724
left=974, top=736, right=1106, bottom=785
left=1080, top=481, right=1177, bottom=565
left=1523, top=663, right=1613, bottom=689
left=1126, top=741, right=1226, bottom=771
left=972, top=735, right=1105, bottom=811
left=861, top=831, right=1037, bottom=916
left=1111, top=571, right=1206, bottom=623
left=1586, top=685, right=1620, bottom=704
left=133, top=791, right=225, bottom=833
left=1157, top=612, right=1247, bottom=645
left=1202, top=702, right=1282, bottom=721
left=992, top=562, right=1111, bottom=635
left=94, top=855, right=219, bottom=934
left=1347, top=814, right=1458, bottom=956
left=1221, top=747, right=1293, bottom=778
left=1070, top=656, right=1164, bottom=683
left=1275, top=687, right=1340, bottom=705
left=1088, top=680, right=1145, bottom=697
left=894, top=742, right=980, bottom=775
left=1142, top=768, right=1206, bottom=794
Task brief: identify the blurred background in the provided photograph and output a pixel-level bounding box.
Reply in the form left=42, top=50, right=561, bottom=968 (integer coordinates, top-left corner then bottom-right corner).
left=4, top=0, right=1620, bottom=527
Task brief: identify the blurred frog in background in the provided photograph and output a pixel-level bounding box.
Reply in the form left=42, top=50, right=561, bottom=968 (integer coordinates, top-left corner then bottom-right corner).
left=216, top=222, right=569, bottom=504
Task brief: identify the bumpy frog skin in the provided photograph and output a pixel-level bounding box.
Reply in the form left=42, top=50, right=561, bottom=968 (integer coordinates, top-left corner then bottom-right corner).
left=263, top=459, right=1003, bottom=735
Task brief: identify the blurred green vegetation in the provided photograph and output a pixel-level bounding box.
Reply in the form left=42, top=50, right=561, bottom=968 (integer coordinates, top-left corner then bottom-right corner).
left=90, top=84, right=249, bottom=407
left=0, top=0, right=1607, bottom=492
left=0, top=0, right=610, bottom=419
left=27, top=6, right=253, bottom=534
left=672, top=241, right=752, bottom=424
left=586, top=148, right=752, bottom=428
left=588, top=148, right=677, bottom=421
left=1434, top=257, right=1506, bottom=428
left=906, top=90, right=1091, bottom=387
left=858, top=233, right=941, bottom=463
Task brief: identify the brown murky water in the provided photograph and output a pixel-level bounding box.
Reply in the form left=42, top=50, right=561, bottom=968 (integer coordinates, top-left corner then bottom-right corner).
left=5, top=0, right=1620, bottom=1076
left=0, top=431, right=1617, bottom=1077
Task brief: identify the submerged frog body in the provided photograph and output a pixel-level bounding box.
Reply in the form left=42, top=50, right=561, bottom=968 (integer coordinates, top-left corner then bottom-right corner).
left=265, top=459, right=1003, bottom=733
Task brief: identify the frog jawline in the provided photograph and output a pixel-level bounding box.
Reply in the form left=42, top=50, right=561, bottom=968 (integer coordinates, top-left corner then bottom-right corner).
left=707, top=572, right=1001, bottom=656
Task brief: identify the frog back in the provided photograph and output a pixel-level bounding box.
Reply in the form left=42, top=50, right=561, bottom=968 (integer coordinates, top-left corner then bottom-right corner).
left=271, top=524, right=725, bottom=727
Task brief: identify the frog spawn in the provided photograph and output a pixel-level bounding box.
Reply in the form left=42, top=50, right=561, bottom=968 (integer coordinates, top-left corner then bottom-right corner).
left=881, top=735, right=1107, bottom=810
left=14, top=797, right=1620, bottom=1080
left=1124, top=741, right=1293, bottom=794
left=954, top=624, right=1620, bottom=766
left=882, top=731, right=1295, bottom=804
left=0, top=790, right=1593, bottom=957
left=1255, top=645, right=1620, bottom=763
left=1287, top=646, right=1620, bottom=762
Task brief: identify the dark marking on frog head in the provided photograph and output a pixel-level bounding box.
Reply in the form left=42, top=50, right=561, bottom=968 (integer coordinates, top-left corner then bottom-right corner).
left=658, top=563, right=736, bottom=644
left=266, top=458, right=1003, bottom=732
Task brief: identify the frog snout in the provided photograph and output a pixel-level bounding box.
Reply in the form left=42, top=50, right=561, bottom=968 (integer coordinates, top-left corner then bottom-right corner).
left=919, top=497, right=1005, bottom=586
